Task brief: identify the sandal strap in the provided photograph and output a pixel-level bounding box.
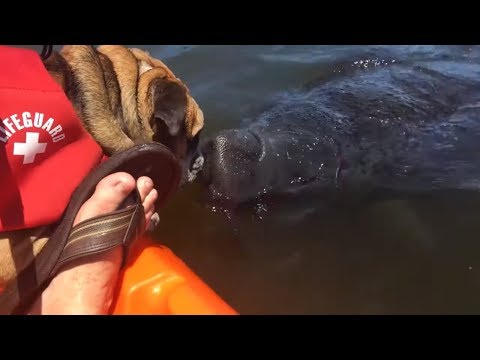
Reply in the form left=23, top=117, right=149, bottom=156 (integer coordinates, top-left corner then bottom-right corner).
left=51, top=202, right=145, bottom=275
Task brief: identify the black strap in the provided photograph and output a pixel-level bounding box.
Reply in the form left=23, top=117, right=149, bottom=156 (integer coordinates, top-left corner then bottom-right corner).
left=40, top=45, right=53, bottom=61
left=51, top=194, right=145, bottom=275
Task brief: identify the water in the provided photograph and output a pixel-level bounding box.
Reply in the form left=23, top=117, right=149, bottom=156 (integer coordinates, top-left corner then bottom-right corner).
left=25, top=45, right=480, bottom=314
left=138, top=45, right=480, bottom=315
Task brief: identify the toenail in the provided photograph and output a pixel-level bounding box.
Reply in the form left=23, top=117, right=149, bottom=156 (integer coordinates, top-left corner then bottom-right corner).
left=143, top=179, right=153, bottom=188
left=117, top=180, right=131, bottom=191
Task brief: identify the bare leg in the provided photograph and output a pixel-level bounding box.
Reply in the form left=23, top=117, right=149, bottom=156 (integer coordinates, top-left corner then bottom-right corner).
left=28, top=172, right=158, bottom=315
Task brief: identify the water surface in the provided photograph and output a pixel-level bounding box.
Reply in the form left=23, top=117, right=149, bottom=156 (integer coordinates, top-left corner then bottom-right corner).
left=141, top=45, right=480, bottom=314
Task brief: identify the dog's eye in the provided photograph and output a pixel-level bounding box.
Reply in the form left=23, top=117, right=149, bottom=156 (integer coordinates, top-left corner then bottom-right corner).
left=190, top=132, right=200, bottom=148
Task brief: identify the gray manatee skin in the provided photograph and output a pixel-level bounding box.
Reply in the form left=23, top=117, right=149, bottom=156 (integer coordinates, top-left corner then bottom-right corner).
left=198, top=60, right=480, bottom=205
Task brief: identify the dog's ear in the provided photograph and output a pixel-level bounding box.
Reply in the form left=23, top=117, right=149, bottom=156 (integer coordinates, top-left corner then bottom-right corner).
left=151, top=78, right=188, bottom=138
left=148, top=78, right=190, bottom=159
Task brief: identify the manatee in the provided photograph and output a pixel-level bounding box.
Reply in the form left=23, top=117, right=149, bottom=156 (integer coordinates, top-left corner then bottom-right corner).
left=197, top=60, right=480, bottom=206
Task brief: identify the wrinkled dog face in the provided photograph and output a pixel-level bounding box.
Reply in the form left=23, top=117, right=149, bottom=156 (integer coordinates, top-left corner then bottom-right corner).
left=45, top=45, right=206, bottom=185
left=149, top=77, right=204, bottom=184
left=134, top=53, right=205, bottom=185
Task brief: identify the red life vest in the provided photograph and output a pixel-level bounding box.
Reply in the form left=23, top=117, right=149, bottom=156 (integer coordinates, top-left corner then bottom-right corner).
left=0, top=46, right=103, bottom=232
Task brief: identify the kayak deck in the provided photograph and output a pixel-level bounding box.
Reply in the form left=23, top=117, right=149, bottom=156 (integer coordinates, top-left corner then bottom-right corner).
left=110, top=235, right=238, bottom=315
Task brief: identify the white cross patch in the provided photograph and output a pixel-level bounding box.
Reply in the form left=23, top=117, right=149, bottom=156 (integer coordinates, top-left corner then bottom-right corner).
left=13, top=132, right=47, bottom=164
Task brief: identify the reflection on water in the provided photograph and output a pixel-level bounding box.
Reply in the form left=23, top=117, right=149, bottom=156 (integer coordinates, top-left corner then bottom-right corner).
left=144, top=45, right=480, bottom=314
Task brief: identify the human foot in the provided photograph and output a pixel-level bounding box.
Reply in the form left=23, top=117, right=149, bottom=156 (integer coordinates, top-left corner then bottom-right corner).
left=73, top=173, right=157, bottom=227
left=28, top=172, right=158, bottom=315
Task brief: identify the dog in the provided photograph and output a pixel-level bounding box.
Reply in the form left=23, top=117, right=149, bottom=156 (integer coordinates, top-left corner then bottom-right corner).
left=42, top=45, right=205, bottom=183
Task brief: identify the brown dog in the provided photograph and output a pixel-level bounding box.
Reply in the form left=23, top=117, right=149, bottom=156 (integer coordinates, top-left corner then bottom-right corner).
left=43, top=45, right=205, bottom=183
left=0, top=45, right=205, bottom=302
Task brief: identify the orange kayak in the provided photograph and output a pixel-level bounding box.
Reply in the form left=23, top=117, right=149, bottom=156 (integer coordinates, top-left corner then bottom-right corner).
left=109, top=234, right=238, bottom=315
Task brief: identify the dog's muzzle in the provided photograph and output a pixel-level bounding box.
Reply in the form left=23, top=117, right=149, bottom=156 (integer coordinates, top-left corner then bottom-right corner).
left=187, top=153, right=205, bottom=182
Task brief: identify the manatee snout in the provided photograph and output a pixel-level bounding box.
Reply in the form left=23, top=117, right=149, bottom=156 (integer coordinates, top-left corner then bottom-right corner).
left=197, top=129, right=265, bottom=202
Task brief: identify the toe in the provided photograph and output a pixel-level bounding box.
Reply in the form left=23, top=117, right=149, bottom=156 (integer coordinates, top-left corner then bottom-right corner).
left=74, top=172, right=136, bottom=226
left=143, top=188, right=158, bottom=216
left=137, top=177, right=154, bottom=203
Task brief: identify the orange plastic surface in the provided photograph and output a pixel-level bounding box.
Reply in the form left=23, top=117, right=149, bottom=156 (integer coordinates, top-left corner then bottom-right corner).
left=110, top=235, right=238, bottom=315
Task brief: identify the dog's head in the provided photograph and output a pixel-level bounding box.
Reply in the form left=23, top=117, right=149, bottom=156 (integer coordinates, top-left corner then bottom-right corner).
left=135, top=61, right=205, bottom=185
left=151, top=80, right=205, bottom=184
left=43, top=45, right=205, bottom=185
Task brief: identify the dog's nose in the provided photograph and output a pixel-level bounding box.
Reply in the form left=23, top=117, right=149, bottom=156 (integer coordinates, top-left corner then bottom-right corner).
left=191, top=153, right=205, bottom=171
left=187, top=153, right=205, bottom=182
